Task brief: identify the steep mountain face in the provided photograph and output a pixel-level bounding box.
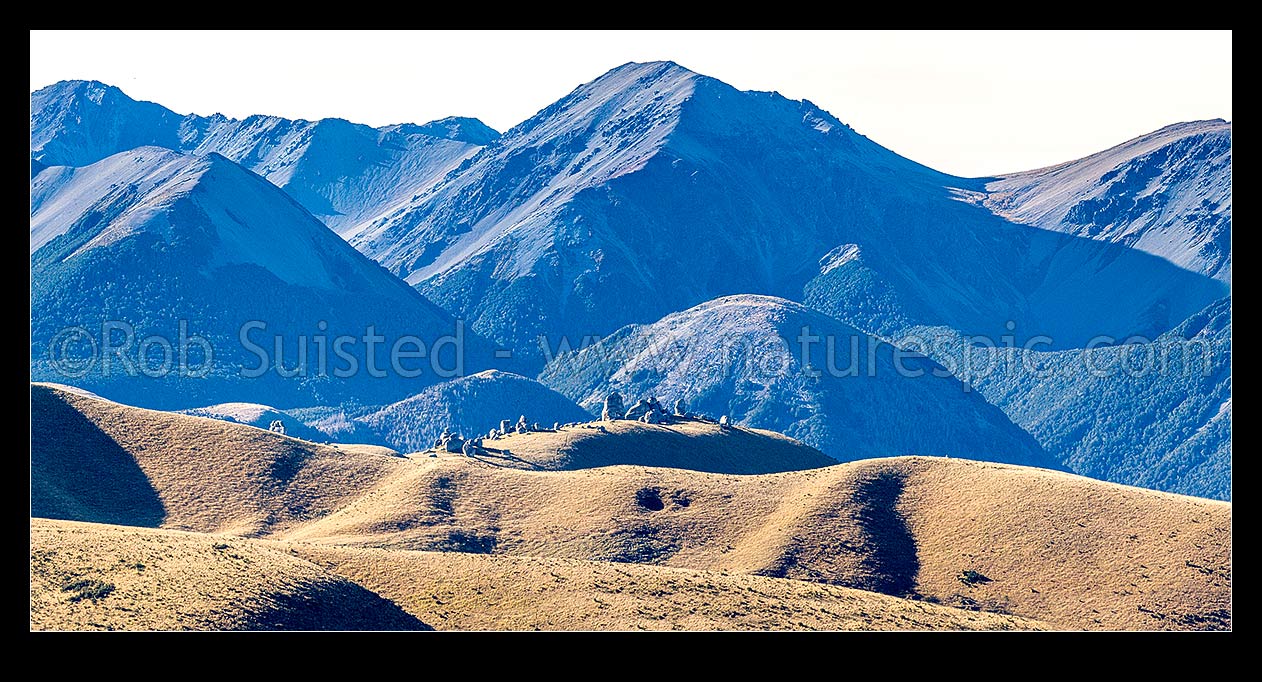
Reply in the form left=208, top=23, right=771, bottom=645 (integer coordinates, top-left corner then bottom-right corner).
left=985, top=120, right=1232, bottom=283
left=178, top=115, right=494, bottom=237
left=30, top=80, right=496, bottom=237
left=350, top=62, right=1226, bottom=367
left=356, top=370, right=594, bottom=452
left=971, top=298, right=1232, bottom=500
left=540, top=294, right=1055, bottom=468
left=31, top=81, right=185, bottom=167
left=31, top=148, right=499, bottom=409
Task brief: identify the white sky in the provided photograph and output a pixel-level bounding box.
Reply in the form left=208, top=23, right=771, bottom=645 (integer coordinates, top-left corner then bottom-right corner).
left=30, top=30, right=1231, bottom=177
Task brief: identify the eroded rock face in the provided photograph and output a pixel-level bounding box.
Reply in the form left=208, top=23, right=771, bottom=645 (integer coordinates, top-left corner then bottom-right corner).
left=443, top=434, right=465, bottom=453
left=602, top=392, right=625, bottom=421
left=623, top=399, right=652, bottom=421
left=673, top=399, right=688, bottom=417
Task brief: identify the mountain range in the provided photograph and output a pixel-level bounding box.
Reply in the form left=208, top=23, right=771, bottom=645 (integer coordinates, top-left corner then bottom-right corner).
left=30, top=61, right=1230, bottom=499
left=31, top=80, right=497, bottom=237
left=345, top=62, right=1226, bottom=365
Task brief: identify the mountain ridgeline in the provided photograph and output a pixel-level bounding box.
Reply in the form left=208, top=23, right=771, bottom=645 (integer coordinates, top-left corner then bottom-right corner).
left=346, top=62, right=1226, bottom=365
left=985, top=120, right=1231, bottom=284
left=30, top=80, right=498, bottom=237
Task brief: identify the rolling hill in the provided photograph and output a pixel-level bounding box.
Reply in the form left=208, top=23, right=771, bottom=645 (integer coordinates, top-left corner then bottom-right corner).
left=30, top=384, right=1230, bottom=630
left=477, top=416, right=836, bottom=474
left=32, top=519, right=1038, bottom=631
left=31, top=519, right=428, bottom=630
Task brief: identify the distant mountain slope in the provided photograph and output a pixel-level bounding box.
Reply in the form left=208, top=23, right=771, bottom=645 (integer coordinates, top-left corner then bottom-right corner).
left=31, top=148, right=497, bottom=408
left=31, top=81, right=185, bottom=167
left=971, top=297, right=1232, bottom=500
left=985, top=120, right=1231, bottom=283
left=179, top=402, right=327, bottom=442
left=357, top=370, right=594, bottom=453
left=30, top=80, right=496, bottom=236
left=540, top=295, right=1055, bottom=468
left=346, top=61, right=1225, bottom=366
left=180, top=114, right=493, bottom=237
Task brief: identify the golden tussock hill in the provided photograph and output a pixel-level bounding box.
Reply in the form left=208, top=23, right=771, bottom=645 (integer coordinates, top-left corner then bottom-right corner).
left=30, top=384, right=1230, bottom=630
left=291, top=543, right=1041, bottom=630
left=31, top=518, right=1038, bottom=631
left=473, top=418, right=837, bottom=473
left=31, top=519, right=428, bottom=631
left=286, top=455, right=1229, bottom=629
left=32, top=383, right=402, bottom=536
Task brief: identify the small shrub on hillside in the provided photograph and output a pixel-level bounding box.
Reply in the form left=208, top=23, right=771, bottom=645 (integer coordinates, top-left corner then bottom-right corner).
left=62, top=579, right=115, bottom=602
left=958, top=569, right=992, bottom=586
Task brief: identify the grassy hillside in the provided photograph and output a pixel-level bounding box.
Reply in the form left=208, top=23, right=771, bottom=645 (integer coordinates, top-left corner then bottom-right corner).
left=293, top=543, right=1042, bottom=631
left=30, top=519, right=427, bottom=630
left=30, top=519, right=1039, bottom=631
left=32, top=383, right=401, bottom=536
left=479, top=417, right=836, bottom=473
left=30, top=383, right=1231, bottom=630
